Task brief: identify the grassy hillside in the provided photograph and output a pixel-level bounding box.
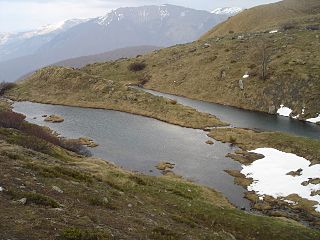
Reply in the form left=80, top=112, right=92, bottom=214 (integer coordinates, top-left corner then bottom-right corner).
left=202, top=0, right=320, bottom=38
left=1, top=101, right=320, bottom=239
left=7, top=0, right=320, bottom=122
left=7, top=66, right=225, bottom=129
left=54, top=45, right=160, bottom=68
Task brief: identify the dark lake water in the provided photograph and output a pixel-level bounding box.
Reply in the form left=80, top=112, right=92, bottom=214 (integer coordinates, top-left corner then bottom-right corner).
left=137, top=87, right=320, bottom=139
left=13, top=101, right=250, bottom=209
left=13, top=88, right=320, bottom=210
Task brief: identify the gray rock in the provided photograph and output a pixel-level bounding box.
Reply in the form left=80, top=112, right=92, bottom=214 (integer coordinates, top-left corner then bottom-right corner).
left=18, top=198, right=27, bottom=205
left=239, top=79, right=244, bottom=90
left=52, top=186, right=64, bottom=193
left=268, top=105, right=276, bottom=114
left=103, top=197, right=109, bottom=204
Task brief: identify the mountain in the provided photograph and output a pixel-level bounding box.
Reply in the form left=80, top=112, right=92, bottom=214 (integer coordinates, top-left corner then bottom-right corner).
left=15, top=46, right=159, bottom=80
left=203, top=0, right=320, bottom=38
left=32, top=4, right=229, bottom=61
left=211, top=7, right=242, bottom=16
left=0, top=4, right=234, bottom=82
left=54, top=46, right=160, bottom=68
left=9, top=0, right=320, bottom=124
left=0, top=19, right=86, bottom=62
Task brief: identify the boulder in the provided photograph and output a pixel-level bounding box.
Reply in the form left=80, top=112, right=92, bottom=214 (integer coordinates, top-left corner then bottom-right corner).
left=44, top=115, right=64, bottom=123
left=239, top=79, right=244, bottom=90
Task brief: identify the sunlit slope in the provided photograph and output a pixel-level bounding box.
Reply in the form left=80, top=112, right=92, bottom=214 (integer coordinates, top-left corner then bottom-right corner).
left=202, top=0, right=320, bottom=39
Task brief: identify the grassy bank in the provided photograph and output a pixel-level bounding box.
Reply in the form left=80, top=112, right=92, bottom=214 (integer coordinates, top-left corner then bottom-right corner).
left=6, top=66, right=226, bottom=129
left=1, top=124, right=320, bottom=239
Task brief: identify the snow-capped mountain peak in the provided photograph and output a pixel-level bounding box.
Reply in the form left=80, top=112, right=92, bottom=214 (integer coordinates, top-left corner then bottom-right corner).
left=96, top=5, right=185, bottom=26
left=22, top=19, right=87, bottom=38
left=0, top=33, right=12, bottom=45
left=211, top=7, right=242, bottom=15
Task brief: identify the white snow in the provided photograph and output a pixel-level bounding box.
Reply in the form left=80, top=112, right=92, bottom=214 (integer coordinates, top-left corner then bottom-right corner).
left=159, top=8, right=170, bottom=20
left=0, top=186, right=3, bottom=192
left=284, top=200, right=298, bottom=205
left=306, top=114, right=320, bottom=124
left=241, top=148, right=320, bottom=212
left=0, top=33, right=12, bottom=45
left=211, top=7, right=242, bottom=15
left=243, top=74, right=249, bottom=79
left=269, top=30, right=278, bottom=34
left=277, top=105, right=293, bottom=117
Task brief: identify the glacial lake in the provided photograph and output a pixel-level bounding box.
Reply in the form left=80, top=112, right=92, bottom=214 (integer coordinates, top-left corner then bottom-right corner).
left=13, top=101, right=250, bottom=209
left=12, top=89, right=320, bottom=210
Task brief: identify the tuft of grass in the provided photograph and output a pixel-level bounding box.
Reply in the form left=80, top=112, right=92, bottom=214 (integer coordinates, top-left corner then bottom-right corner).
left=149, top=227, right=182, bottom=240
left=7, top=190, right=60, bottom=208
left=88, top=196, right=118, bottom=210
left=58, top=228, right=110, bottom=240
left=26, top=163, right=94, bottom=183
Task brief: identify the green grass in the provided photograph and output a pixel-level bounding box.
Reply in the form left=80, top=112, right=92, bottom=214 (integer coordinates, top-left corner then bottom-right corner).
left=58, top=228, right=111, bottom=240
left=7, top=190, right=60, bottom=208
left=0, top=128, right=319, bottom=239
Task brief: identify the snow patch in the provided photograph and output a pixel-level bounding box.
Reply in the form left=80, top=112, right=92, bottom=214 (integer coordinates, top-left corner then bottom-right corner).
left=159, top=8, right=170, bottom=20
left=269, top=30, right=278, bottom=34
left=277, top=105, right=293, bottom=117
left=0, top=186, right=3, bottom=192
left=306, top=114, right=320, bottom=124
left=212, top=7, right=242, bottom=15
left=241, top=148, right=320, bottom=212
left=0, top=33, right=12, bottom=45
left=284, top=200, right=298, bottom=205
left=243, top=74, right=249, bottom=79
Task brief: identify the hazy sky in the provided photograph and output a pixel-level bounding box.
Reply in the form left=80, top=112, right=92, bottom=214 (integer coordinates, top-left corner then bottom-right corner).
left=0, top=0, right=280, bottom=33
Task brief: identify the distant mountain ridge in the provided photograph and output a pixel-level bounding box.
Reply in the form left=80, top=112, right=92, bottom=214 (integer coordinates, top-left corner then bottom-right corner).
left=0, top=4, right=240, bottom=82
left=54, top=45, right=160, bottom=68
left=0, top=19, right=86, bottom=62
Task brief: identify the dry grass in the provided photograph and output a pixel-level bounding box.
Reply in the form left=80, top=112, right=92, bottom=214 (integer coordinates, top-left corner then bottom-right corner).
left=202, top=0, right=320, bottom=38
left=0, top=128, right=319, bottom=239
left=7, top=66, right=226, bottom=129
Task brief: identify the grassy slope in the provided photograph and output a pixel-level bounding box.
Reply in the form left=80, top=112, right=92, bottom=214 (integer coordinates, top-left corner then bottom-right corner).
left=10, top=28, right=320, bottom=120
left=7, top=66, right=225, bottom=129
left=202, top=0, right=320, bottom=38
left=7, top=1, right=320, bottom=121
left=143, top=29, right=320, bottom=118
left=0, top=127, right=320, bottom=239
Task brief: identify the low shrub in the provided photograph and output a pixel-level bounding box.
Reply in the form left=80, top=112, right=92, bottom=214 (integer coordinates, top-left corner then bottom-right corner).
left=281, top=22, right=297, bottom=31
left=0, top=111, right=25, bottom=129
left=128, top=62, right=146, bottom=72
left=60, top=139, right=92, bottom=157
left=306, top=25, right=320, bottom=31
left=0, top=111, right=90, bottom=156
left=21, top=122, right=61, bottom=146
left=0, top=82, right=16, bottom=95
left=7, top=190, right=60, bottom=208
